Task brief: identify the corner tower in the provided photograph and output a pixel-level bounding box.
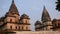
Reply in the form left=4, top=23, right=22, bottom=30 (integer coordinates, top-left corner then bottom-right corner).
left=20, top=14, right=30, bottom=31
left=41, top=6, right=52, bottom=30
left=3, top=0, right=20, bottom=32
left=5, top=0, right=20, bottom=23
left=0, top=0, right=31, bottom=32
left=35, top=20, right=43, bottom=31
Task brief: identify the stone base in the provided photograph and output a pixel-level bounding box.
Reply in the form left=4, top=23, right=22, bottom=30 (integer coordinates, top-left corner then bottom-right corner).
left=16, top=31, right=60, bottom=34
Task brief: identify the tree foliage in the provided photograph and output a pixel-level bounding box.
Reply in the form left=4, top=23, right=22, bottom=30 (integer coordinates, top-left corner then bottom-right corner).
left=56, top=0, right=60, bottom=11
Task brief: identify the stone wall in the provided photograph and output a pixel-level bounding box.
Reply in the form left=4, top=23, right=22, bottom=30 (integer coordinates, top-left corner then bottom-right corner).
left=16, top=31, right=60, bottom=34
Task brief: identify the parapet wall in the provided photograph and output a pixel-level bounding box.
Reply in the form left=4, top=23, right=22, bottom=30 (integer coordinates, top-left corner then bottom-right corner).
left=16, top=31, right=60, bottom=34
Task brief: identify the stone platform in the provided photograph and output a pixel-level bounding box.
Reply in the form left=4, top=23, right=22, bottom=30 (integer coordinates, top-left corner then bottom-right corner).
left=16, top=31, right=60, bottom=34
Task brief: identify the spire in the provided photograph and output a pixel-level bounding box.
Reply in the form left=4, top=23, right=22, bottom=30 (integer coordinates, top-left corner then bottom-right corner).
left=43, top=6, right=45, bottom=10
left=41, top=6, right=51, bottom=22
left=7, top=0, right=19, bottom=16
left=43, top=6, right=48, bottom=14
left=12, top=0, right=14, bottom=4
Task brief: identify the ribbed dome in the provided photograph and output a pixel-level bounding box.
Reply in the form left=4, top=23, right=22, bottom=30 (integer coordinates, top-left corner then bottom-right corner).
left=35, top=20, right=42, bottom=25
left=20, top=14, right=30, bottom=19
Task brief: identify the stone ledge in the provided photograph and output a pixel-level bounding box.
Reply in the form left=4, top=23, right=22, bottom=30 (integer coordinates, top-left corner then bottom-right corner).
left=16, top=31, right=60, bottom=34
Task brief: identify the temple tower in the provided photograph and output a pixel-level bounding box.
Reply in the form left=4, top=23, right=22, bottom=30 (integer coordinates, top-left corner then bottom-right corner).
left=35, top=20, right=43, bottom=31
left=41, top=6, right=52, bottom=30
left=0, top=0, right=31, bottom=32
left=3, top=0, right=20, bottom=32
left=20, top=14, right=30, bottom=31
left=5, top=0, right=20, bottom=23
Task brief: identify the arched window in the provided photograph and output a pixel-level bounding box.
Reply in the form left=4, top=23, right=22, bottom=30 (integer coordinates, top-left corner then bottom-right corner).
left=15, top=26, right=17, bottom=29
left=19, top=26, right=20, bottom=30
left=26, top=20, right=27, bottom=24
left=22, top=26, right=23, bottom=30
left=10, top=26, right=12, bottom=29
left=10, top=19, right=12, bottom=22
left=26, top=27, right=28, bottom=30
left=58, top=23, right=60, bottom=26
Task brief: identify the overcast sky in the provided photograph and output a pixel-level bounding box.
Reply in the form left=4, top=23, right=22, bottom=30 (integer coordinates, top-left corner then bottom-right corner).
left=0, top=0, right=60, bottom=31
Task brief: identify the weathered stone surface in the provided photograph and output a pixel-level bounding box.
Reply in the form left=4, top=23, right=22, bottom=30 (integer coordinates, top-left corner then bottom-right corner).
left=16, top=31, right=60, bottom=34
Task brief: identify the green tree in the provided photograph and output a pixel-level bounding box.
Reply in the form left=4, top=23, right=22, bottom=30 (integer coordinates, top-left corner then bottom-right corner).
left=56, top=0, right=60, bottom=11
